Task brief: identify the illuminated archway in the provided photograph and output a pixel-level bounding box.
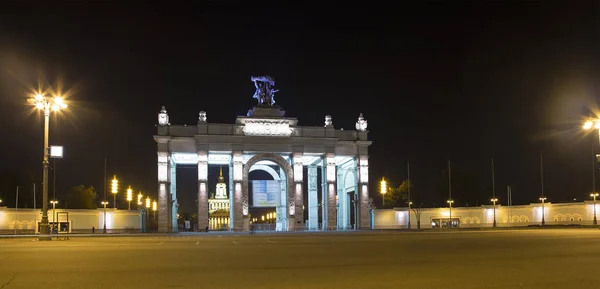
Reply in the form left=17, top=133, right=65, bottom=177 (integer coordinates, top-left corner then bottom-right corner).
left=242, top=153, right=295, bottom=231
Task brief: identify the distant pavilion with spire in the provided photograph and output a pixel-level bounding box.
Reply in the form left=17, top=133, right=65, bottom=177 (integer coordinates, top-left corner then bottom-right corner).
left=208, top=167, right=230, bottom=230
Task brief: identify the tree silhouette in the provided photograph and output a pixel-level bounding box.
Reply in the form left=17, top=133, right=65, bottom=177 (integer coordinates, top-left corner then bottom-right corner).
left=66, top=185, right=97, bottom=209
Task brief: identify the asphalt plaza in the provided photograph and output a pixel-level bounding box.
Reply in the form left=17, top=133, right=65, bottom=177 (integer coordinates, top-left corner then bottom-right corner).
left=0, top=229, right=599, bottom=289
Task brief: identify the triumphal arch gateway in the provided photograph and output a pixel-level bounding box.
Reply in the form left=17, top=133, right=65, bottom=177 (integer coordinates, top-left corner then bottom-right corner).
left=154, top=76, right=372, bottom=232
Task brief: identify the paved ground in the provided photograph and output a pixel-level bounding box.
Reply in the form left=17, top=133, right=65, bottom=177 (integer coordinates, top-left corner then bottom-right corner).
left=0, top=229, right=599, bottom=289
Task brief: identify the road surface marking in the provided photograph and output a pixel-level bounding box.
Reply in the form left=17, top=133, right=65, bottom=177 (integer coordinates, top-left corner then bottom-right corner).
left=267, top=239, right=276, bottom=243
left=156, top=242, right=163, bottom=245
left=217, top=235, right=223, bottom=238
left=195, top=241, right=199, bottom=245
left=232, top=241, right=239, bottom=245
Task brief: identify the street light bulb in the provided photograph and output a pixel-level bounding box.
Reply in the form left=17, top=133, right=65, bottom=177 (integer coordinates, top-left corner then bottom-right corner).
left=53, top=97, right=68, bottom=109
left=35, top=93, right=44, bottom=101
left=137, top=192, right=143, bottom=205
left=152, top=200, right=157, bottom=211
left=145, top=197, right=151, bottom=208
left=35, top=102, right=44, bottom=110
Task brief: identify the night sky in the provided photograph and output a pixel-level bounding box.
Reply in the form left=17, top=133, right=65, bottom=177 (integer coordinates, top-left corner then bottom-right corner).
left=1, top=2, right=600, bottom=213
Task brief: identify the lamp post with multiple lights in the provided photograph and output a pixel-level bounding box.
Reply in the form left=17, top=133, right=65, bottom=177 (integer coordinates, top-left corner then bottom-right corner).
left=101, top=201, right=109, bottom=233
left=539, top=197, right=547, bottom=226
left=126, top=186, right=133, bottom=210
left=111, top=176, right=118, bottom=209
left=447, top=199, right=454, bottom=228
left=28, top=93, right=67, bottom=238
left=584, top=120, right=600, bottom=226
left=50, top=200, right=58, bottom=232
left=380, top=178, right=387, bottom=208
left=152, top=200, right=157, bottom=220
left=491, top=198, right=498, bottom=228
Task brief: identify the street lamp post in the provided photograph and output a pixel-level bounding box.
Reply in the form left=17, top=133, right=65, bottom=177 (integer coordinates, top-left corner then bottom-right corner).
left=152, top=200, right=157, bottom=220
left=137, top=192, right=143, bottom=206
left=491, top=198, right=498, bottom=228
left=591, top=192, right=599, bottom=225
left=101, top=201, right=109, bottom=233
left=380, top=178, right=387, bottom=208
left=126, top=186, right=133, bottom=210
left=447, top=199, right=454, bottom=228
left=539, top=197, right=547, bottom=226
left=28, top=93, right=67, bottom=239
left=50, top=200, right=58, bottom=233
left=408, top=201, right=412, bottom=229
left=111, top=176, right=118, bottom=209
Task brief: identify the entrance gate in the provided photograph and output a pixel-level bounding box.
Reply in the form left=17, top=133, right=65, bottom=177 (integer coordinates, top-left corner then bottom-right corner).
left=154, top=75, right=372, bottom=232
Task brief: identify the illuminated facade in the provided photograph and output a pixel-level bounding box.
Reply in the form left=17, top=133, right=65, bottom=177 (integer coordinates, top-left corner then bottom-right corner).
left=373, top=201, right=600, bottom=229
left=154, top=76, right=372, bottom=232
left=208, top=167, right=230, bottom=230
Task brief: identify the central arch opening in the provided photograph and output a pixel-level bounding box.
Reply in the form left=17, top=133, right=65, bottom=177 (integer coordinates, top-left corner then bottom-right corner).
left=248, top=160, right=289, bottom=231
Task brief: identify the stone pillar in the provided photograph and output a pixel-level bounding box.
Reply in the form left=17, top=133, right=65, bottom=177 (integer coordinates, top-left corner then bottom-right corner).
left=320, top=159, right=327, bottom=230
left=197, top=150, right=209, bottom=231
left=170, top=161, right=178, bottom=232
left=357, top=155, right=370, bottom=229
left=307, top=165, right=319, bottom=230
left=157, top=151, right=171, bottom=233
left=232, top=151, right=244, bottom=231
left=228, top=164, right=234, bottom=231
left=336, top=168, right=344, bottom=230
left=293, top=152, right=304, bottom=230
left=326, top=154, right=337, bottom=230
left=278, top=166, right=288, bottom=231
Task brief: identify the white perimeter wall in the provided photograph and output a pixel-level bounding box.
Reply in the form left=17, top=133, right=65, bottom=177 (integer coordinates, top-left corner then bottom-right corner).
left=373, top=202, right=600, bottom=229
left=0, top=207, right=142, bottom=232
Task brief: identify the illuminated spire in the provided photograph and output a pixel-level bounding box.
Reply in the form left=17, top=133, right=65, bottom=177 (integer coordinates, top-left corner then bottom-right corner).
left=218, top=166, right=225, bottom=183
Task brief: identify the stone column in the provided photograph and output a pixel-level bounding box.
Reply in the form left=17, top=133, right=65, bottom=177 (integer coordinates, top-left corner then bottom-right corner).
left=357, top=155, right=370, bottom=229
left=307, top=165, right=319, bottom=230
left=320, top=161, right=327, bottom=230
left=326, top=154, right=337, bottom=230
left=197, top=150, right=209, bottom=231
left=170, top=161, right=178, bottom=232
left=336, top=167, right=344, bottom=230
left=279, top=166, right=288, bottom=231
left=157, top=151, right=171, bottom=233
left=232, top=151, right=244, bottom=231
left=228, top=164, right=234, bottom=231
left=293, top=153, right=304, bottom=230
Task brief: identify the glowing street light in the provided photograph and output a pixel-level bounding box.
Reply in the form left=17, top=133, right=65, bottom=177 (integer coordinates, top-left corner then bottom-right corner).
left=28, top=92, right=67, bottom=238
left=152, top=200, right=157, bottom=219
left=137, top=192, right=143, bottom=206
left=491, top=198, right=498, bottom=228
left=101, top=201, right=109, bottom=233
left=380, top=178, right=387, bottom=208
left=447, top=199, right=454, bottom=228
left=539, top=197, right=547, bottom=226
left=126, top=186, right=133, bottom=210
left=111, top=175, right=118, bottom=209
left=145, top=196, right=151, bottom=209
left=591, top=192, right=599, bottom=225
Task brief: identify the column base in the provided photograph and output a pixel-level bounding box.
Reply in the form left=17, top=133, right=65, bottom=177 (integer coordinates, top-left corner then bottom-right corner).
left=243, top=217, right=250, bottom=232
left=288, top=216, right=296, bottom=231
